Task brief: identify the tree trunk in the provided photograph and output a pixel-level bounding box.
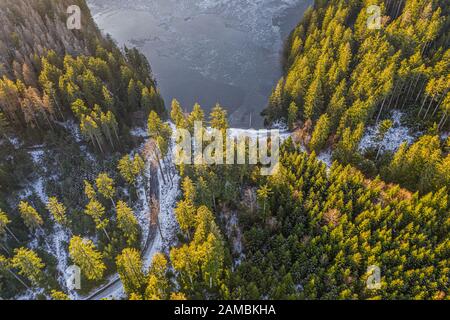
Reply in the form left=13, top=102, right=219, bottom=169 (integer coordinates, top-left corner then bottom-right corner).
left=394, top=83, right=404, bottom=108
left=418, top=94, right=428, bottom=116
left=432, top=92, right=446, bottom=117
left=95, top=134, right=104, bottom=154
left=103, top=228, right=111, bottom=241
left=415, top=81, right=427, bottom=104
left=1, top=243, right=10, bottom=255
left=395, top=0, right=403, bottom=17
left=38, top=226, right=53, bottom=250
left=156, top=156, right=167, bottom=185
left=387, top=83, right=399, bottom=110
left=376, top=96, right=388, bottom=123
left=423, top=96, right=435, bottom=119
left=438, top=112, right=448, bottom=130
left=402, top=74, right=419, bottom=109
left=9, top=269, right=30, bottom=290
left=376, top=144, right=383, bottom=160
left=6, top=226, right=20, bottom=243
left=106, top=129, right=114, bottom=148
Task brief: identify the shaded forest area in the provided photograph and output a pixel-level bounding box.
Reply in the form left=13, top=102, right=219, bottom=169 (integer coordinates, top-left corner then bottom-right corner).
left=0, top=0, right=166, bottom=299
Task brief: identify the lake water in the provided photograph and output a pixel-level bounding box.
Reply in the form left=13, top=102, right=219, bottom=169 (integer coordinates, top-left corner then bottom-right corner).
left=87, top=0, right=311, bottom=127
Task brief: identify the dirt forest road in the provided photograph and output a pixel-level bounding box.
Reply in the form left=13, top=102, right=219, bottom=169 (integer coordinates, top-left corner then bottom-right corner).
left=85, top=163, right=160, bottom=300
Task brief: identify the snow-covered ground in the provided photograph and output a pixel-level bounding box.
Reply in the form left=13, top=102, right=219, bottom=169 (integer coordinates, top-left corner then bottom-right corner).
left=85, top=123, right=181, bottom=300
left=130, top=127, right=148, bottom=138
left=143, top=160, right=180, bottom=270
left=142, top=123, right=181, bottom=269
left=12, top=145, right=75, bottom=300
left=270, top=119, right=289, bottom=131
left=221, top=209, right=245, bottom=269
left=359, top=111, right=416, bottom=154
left=227, top=127, right=291, bottom=140
left=317, top=149, right=333, bottom=168
left=57, top=120, right=83, bottom=143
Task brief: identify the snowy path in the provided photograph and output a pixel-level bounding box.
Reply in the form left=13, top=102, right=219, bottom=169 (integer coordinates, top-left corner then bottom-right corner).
left=85, top=150, right=180, bottom=300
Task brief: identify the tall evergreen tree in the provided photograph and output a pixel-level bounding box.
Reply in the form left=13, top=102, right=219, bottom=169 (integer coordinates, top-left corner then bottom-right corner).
left=116, top=201, right=139, bottom=245
left=46, top=197, right=68, bottom=226
left=69, top=236, right=106, bottom=281
left=18, top=201, right=43, bottom=232
left=11, top=248, right=44, bottom=285
left=116, top=248, right=145, bottom=296
left=84, top=199, right=110, bottom=240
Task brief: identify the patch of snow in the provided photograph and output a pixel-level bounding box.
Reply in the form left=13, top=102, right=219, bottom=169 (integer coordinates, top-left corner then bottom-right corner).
left=227, top=127, right=290, bottom=141
left=7, top=136, right=22, bottom=149
left=80, top=145, right=96, bottom=163
left=16, top=145, right=75, bottom=298
left=15, top=287, right=46, bottom=300
left=84, top=123, right=181, bottom=299
left=270, top=119, right=288, bottom=131
left=57, top=120, right=83, bottom=143
left=31, top=178, right=48, bottom=204
left=143, top=129, right=180, bottom=270
left=221, top=209, right=244, bottom=269
left=28, top=149, right=45, bottom=164
left=134, top=177, right=151, bottom=250
left=317, top=149, right=332, bottom=168
left=29, top=180, right=73, bottom=297
left=51, top=224, right=75, bottom=299
left=359, top=111, right=416, bottom=153
left=130, top=127, right=149, bottom=138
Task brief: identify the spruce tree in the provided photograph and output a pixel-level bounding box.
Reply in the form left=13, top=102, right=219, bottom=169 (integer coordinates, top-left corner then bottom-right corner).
left=145, top=253, right=170, bottom=299
left=116, top=248, right=145, bottom=296
left=69, top=236, right=106, bottom=281
left=170, top=99, right=187, bottom=128
left=84, top=199, right=110, bottom=240
left=46, top=197, right=68, bottom=226
left=51, top=290, right=70, bottom=300
left=116, top=201, right=139, bottom=245
left=18, top=201, right=43, bottom=232
left=210, top=104, right=228, bottom=132
left=11, top=248, right=44, bottom=285
left=309, top=114, right=331, bottom=153
left=95, top=173, right=116, bottom=206
left=287, top=101, right=299, bottom=130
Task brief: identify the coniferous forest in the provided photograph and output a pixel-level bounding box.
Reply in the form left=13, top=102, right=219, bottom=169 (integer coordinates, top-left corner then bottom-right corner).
left=0, top=0, right=448, bottom=302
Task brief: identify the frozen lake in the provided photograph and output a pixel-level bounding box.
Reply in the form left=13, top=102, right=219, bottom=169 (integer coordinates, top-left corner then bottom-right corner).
left=87, top=0, right=311, bottom=127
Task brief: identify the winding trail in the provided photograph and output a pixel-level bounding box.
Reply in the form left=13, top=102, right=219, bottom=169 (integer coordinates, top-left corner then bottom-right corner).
left=84, top=164, right=160, bottom=300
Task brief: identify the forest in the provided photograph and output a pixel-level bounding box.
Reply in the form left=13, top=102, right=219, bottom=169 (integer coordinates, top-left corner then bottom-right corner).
left=0, top=0, right=448, bottom=300
left=118, top=101, right=447, bottom=300
left=0, top=0, right=166, bottom=299
left=264, top=0, right=449, bottom=194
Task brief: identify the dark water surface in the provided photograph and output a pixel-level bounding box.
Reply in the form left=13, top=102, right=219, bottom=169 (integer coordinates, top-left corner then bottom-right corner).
left=88, top=0, right=311, bottom=127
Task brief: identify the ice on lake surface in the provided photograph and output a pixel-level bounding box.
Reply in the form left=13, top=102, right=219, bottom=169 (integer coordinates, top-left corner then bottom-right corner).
left=87, top=0, right=312, bottom=127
